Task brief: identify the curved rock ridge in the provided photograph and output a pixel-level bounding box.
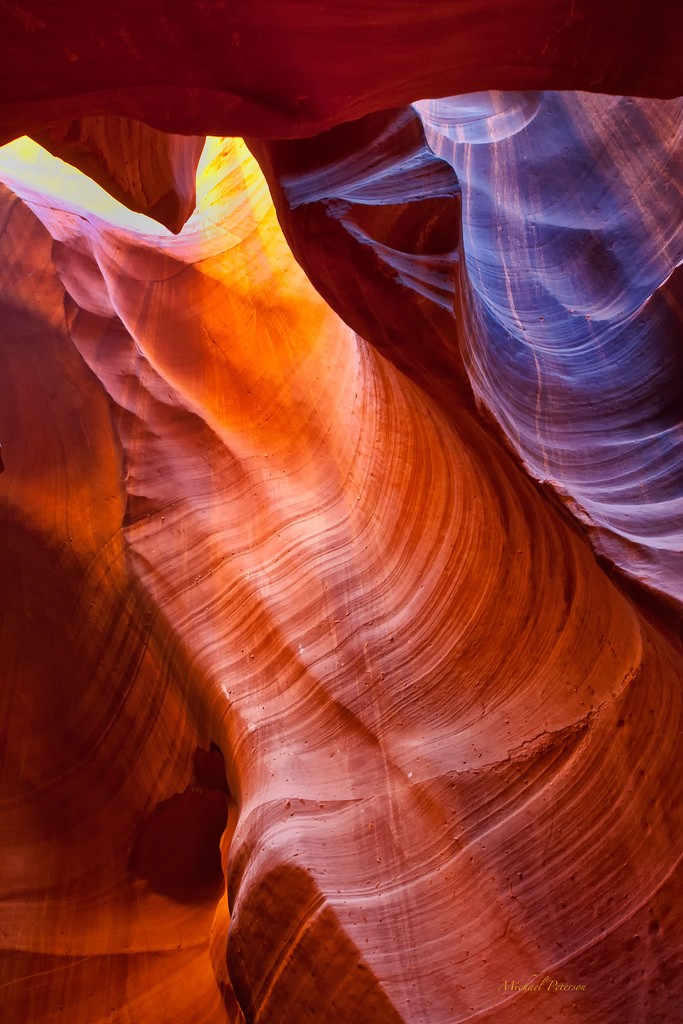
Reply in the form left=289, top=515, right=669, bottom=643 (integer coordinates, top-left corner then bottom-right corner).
left=1, top=1, right=682, bottom=145
left=249, top=107, right=470, bottom=404
left=1, top=135, right=682, bottom=1022
left=251, top=97, right=683, bottom=611
left=31, top=116, right=205, bottom=233
left=415, top=92, right=542, bottom=145
left=418, top=91, right=683, bottom=607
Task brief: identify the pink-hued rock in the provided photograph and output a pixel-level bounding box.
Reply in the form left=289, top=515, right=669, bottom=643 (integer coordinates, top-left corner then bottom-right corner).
left=0, top=4, right=681, bottom=1021
left=31, top=117, right=204, bottom=232
left=1, top=124, right=681, bottom=1022
left=252, top=97, right=683, bottom=612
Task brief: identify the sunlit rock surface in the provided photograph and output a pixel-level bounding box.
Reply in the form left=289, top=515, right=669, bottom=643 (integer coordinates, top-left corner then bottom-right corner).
left=31, top=116, right=204, bottom=232
left=249, top=107, right=471, bottom=406
left=1, top=107, right=682, bottom=1023
left=254, top=95, right=683, bottom=610
left=0, top=5, right=682, bottom=1021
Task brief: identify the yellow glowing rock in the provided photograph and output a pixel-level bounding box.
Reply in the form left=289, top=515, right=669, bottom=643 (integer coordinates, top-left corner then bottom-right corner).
left=0, top=134, right=681, bottom=1024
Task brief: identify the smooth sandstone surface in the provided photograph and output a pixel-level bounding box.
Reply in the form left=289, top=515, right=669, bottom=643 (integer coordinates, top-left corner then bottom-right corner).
left=31, top=116, right=204, bottom=233
left=1, top=119, right=681, bottom=1021
left=1, top=1, right=682, bottom=144
left=420, top=91, right=683, bottom=607
left=0, top=4, right=682, bottom=1022
left=253, top=97, right=683, bottom=609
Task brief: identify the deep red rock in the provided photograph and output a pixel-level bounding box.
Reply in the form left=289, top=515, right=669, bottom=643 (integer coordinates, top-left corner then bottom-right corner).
left=0, top=4, right=681, bottom=1023
left=0, top=1, right=682, bottom=145
left=130, top=789, right=228, bottom=899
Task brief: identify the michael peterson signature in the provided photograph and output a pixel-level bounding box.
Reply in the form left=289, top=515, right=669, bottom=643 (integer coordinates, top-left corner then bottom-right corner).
left=498, top=976, right=587, bottom=993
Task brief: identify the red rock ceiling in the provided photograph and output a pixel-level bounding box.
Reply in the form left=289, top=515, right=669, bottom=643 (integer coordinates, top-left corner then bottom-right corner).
left=0, top=4, right=682, bottom=1023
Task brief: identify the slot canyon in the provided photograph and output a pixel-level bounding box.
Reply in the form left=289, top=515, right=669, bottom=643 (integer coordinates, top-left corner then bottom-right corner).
left=0, top=3, right=681, bottom=1022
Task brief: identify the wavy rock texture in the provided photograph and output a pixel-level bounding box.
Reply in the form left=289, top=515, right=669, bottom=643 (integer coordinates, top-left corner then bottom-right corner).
left=1, top=1, right=682, bottom=144
left=0, top=5, right=682, bottom=1021
left=1, top=106, right=682, bottom=1024
left=417, top=91, right=683, bottom=608
left=31, top=117, right=204, bottom=232
left=251, top=97, right=683, bottom=610
left=249, top=107, right=470, bottom=405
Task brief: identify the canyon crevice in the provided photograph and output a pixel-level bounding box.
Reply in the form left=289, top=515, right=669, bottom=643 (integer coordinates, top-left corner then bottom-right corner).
left=0, top=4, right=681, bottom=1023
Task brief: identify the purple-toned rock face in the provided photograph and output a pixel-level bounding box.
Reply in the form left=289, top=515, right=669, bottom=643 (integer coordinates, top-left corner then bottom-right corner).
left=0, top=5, right=681, bottom=1023
left=421, top=90, right=683, bottom=606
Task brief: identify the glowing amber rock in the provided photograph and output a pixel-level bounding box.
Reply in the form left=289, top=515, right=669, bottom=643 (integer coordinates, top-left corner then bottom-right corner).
left=1, top=124, right=681, bottom=1023
left=31, top=116, right=204, bottom=233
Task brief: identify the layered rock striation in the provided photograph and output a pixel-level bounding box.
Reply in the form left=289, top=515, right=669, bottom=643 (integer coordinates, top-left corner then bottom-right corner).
left=0, top=5, right=682, bottom=1023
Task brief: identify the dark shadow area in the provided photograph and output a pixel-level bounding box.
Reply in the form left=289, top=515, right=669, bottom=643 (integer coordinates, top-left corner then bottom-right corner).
left=194, top=743, right=231, bottom=794
left=129, top=744, right=232, bottom=902
left=129, top=788, right=227, bottom=901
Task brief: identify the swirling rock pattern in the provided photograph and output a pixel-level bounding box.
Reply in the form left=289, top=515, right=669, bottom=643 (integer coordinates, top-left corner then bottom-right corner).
left=253, top=96, right=683, bottom=611
left=249, top=107, right=470, bottom=405
left=0, top=4, right=682, bottom=1022
left=419, top=90, right=683, bottom=608
left=1, top=115, right=682, bottom=1023
left=31, top=116, right=204, bottom=233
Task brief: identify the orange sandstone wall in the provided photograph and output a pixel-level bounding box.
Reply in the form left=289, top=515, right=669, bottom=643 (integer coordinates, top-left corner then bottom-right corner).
left=0, top=131, right=681, bottom=1021
left=0, top=3, right=681, bottom=1022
